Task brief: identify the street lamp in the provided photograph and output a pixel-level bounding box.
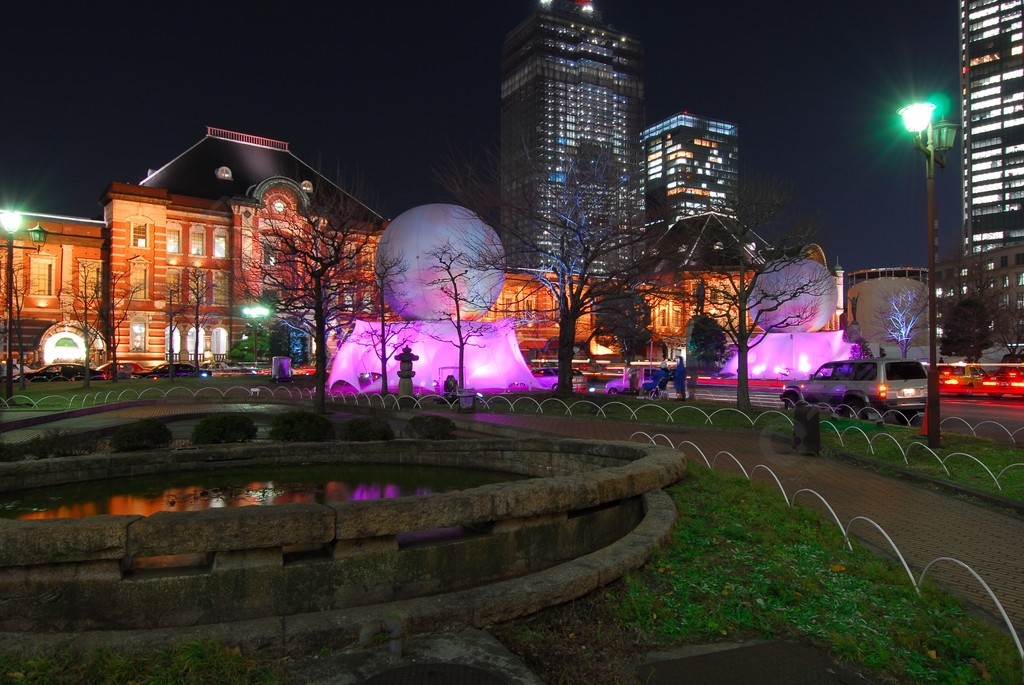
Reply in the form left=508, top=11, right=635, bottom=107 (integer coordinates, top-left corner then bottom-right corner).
left=898, top=102, right=960, bottom=449
left=243, top=305, right=269, bottom=369
left=2, top=211, right=20, bottom=401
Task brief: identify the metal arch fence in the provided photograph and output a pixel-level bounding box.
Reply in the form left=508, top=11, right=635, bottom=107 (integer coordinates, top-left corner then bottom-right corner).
left=325, top=389, right=1024, bottom=494
left=0, top=384, right=318, bottom=411
left=631, top=432, right=1024, bottom=679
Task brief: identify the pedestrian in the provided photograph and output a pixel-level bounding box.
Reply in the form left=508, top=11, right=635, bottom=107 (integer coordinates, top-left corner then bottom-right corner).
left=674, top=357, right=687, bottom=401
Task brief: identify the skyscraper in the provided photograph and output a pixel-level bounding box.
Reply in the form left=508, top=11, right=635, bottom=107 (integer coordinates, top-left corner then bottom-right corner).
left=961, top=0, right=1024, bottom=252
left=642, top=113, right=738, bottom=227
left=501, top=0, right=644, bottom=261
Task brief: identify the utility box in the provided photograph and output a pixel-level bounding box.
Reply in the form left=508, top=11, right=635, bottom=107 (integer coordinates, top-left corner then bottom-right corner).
left=457, top=388, right=477, bottom=413
left=271, top=356, right=292, bottom=382
left=793, top=405, right=820, bottom=455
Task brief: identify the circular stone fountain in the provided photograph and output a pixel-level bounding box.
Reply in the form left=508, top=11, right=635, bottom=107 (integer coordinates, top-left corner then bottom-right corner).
left=0, top=435, right=684, bottom=657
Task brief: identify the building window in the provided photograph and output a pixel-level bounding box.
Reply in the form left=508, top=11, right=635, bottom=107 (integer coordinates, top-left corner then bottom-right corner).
left=1018, top=292, right=1024, bottom=308
left=79, top=260, right=102, bottom=300
left=190, top=228, right=205, bottom=255
left=30, top=258, right=54, bottom=296
left=1004, top=275, right=1011, bottom=288
left=1001, top=255, right=1009, bottom=267
left=213, top=271, right=228, bottom=305
left=167, top=227, right=181, bottom=253
left=213, top=232, right=227, bottom=258
left=130, top=260, right=149, bottom=299
left=211, top=327, right=228, bottom=355
left=130, top=319, right=147, bottom=352
left=132, top=222, right=148, bottom=248
left=165, top=326, right=180, bottom=359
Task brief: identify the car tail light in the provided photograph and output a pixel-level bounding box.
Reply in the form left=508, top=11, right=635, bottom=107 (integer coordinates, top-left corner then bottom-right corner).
left=877, top=384, right=887, bottom=399
left=943, top=378, right=958, bottom=385
left=983, top=380, right=998, bottom=386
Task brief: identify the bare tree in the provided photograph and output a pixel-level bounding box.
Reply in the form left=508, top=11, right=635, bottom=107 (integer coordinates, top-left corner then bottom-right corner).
left=422, top=235, right=496, bottom=389
left=876, top=285, right=927, bottom=358
left=179, top=266, right=217, bottom=373
left=161, top=267, right=187, bottom=377
left=257, top=177, right=381, bottom=413
left=363, top=248, right=413, bottom=394
left=439, top=147, right=660, bottom=396
left=992, top=303, right=1024, bottom=359
left=655, top=176, right=830, bottom=411
left=62, top=258, right=105, bottom=388
left=102, top=269, right=143, bottom=383
left=6, top=258, right=30, bottom=389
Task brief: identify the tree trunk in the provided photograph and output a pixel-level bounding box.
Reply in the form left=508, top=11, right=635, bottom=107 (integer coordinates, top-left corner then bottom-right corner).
left=313, top=281, right=327, bottom=414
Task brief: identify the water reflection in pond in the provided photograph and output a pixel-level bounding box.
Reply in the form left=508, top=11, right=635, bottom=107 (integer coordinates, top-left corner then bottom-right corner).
left=0, top=464, right=518, bottom=520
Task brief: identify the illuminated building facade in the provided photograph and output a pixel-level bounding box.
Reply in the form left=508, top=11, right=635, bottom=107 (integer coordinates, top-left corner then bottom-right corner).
left=961, top=0, right=1024, bottom=252
left=2, top=128, right=380, bottom=370
left=500, top=0, right=644, bottom=263
left=642, top=113, right=738, bottom=226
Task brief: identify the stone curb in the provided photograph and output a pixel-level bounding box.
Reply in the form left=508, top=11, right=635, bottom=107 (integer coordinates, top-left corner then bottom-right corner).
left=0, top=488, right=678, bottom=658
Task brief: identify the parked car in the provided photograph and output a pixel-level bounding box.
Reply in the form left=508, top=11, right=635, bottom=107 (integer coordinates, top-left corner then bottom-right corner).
left=198, top=361, right=255, bottom=377
left=136, top=362, right=198, bottom=378
left=532, top=366, right=588, bottom=392
left=95, top=361, right=150, bottom=380
left=780, top=359, right=927, bottom=417
left=20, top=363, right=103, bottom=382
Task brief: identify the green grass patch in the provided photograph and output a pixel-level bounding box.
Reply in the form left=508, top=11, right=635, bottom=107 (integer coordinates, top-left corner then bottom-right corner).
left=0, top=639, right=284, bottom=684
left=614, top=464, right=1020, bottom=683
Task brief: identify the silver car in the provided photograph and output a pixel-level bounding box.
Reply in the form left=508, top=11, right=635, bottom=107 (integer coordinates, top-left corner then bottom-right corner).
left=780, top=359, right=927, bottom=417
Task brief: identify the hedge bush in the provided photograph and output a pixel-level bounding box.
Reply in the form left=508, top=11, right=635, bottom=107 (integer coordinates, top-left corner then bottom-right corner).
left=110, top=418, right=173, bottom=452
left=268, top=411, right=335, bottom=442
left=405, top=414, right=457, bottom=440
left=192, top=414, right=258, bottom=445
left=337, top=416, right=395, bottom=442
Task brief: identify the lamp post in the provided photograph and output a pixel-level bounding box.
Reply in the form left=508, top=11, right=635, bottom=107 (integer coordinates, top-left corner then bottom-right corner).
left=898, top=102, right=959, bottom=449
left=2, top=211, right=20, bottom=401
left=243, top=305, right=269, bottom=370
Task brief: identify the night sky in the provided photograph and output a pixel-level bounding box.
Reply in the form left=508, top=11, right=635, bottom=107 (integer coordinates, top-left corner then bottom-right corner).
left=1, top=1, right=960, bottom=275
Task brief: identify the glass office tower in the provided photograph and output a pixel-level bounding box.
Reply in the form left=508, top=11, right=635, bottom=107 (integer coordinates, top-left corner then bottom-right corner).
left=642, top=113, right=738, bottom=227
left=501, top=0, right=644, bottom=264
left=962, top=0, right=1024, bottom=252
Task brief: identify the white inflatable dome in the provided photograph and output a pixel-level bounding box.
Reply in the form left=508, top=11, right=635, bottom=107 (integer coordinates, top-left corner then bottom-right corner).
left=748, top=258, right=837, bottom=332
left=376, top=204, right=505, bottom=321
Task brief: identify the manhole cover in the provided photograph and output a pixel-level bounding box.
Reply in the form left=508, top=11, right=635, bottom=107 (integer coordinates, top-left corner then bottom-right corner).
left=362, top=663, right=506, bottom=685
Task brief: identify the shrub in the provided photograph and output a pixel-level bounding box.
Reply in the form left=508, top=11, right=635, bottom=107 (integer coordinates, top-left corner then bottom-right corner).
left=192, top=414, right=258, bottom=445
left=110, top=418, right=173, bottom=452
left=268, top=411, right=335, bottom=442
left=338, top=416, right=395, bottom=442
left=405, top=414, right=457, bottom=440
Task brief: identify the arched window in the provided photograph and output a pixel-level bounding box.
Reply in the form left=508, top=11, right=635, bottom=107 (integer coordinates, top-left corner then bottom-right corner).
left=186, top=327, right=206, bottom=359
left=211, top=327, right=228, bottom=355
left=165, top=326, right=181, bottom=360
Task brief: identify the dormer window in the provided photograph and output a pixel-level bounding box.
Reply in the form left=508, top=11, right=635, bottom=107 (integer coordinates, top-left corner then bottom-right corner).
left=216, top=166, right=233, bottom=180
left=301, top=180, right=313, bottom=192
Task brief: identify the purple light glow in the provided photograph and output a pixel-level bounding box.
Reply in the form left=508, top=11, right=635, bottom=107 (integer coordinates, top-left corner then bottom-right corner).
left=327, top=319, right=542, bottom=393
left=720, top=331, right=853, bottom=380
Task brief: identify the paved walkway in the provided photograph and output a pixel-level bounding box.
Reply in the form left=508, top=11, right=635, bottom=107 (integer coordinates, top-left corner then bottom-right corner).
left=2, top=400, right=1022, bottom=682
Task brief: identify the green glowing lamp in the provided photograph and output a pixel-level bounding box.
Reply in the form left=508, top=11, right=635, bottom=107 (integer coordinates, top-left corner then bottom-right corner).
left=898, top=102, right=937, bottom=133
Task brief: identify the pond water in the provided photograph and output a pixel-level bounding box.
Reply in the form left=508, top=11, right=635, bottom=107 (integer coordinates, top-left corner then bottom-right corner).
left=0, top=464, right=519, bottom=520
